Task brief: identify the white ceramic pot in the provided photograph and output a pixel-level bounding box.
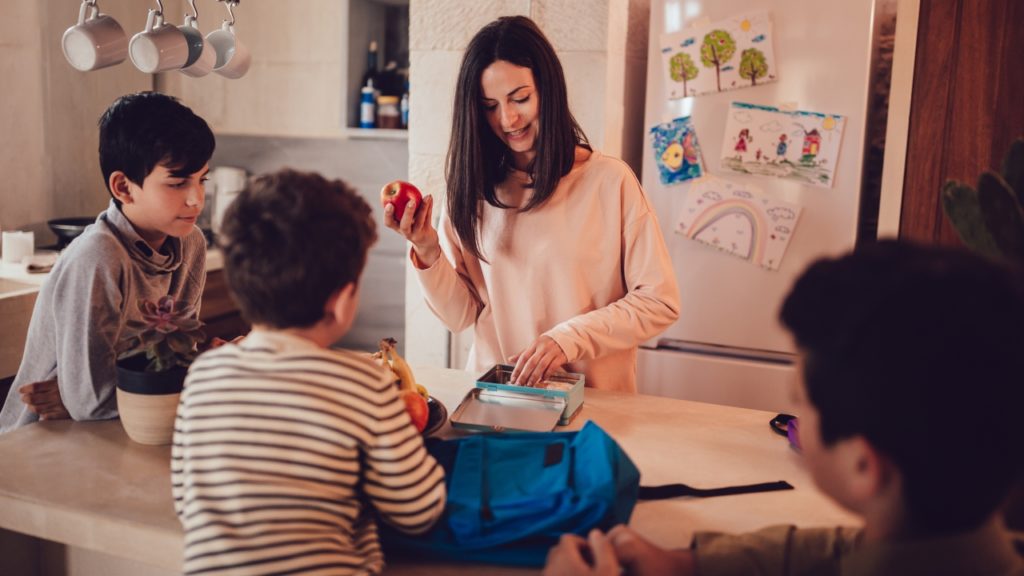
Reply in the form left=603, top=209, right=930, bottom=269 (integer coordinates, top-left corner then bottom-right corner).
left=116, top=355, right=186, bottom=446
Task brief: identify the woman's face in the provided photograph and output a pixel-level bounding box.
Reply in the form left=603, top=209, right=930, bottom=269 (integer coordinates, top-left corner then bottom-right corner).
left=480, top=60, right=540, bottom=170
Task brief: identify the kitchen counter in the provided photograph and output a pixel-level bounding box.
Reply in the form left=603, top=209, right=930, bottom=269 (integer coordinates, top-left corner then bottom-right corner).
left=0, top=366, right=859, bottom=575
left=0, top=248, right=224, bottom=296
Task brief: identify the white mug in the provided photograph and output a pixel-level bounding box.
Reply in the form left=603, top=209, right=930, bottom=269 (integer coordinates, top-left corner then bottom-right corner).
left=206, top=22, right=251, bottom=79
left=178, top=15, right=215, bottom=77
left=62, top=2, right=128, bottom=72
left=2, top=231, right=35, bottom=265
left=129, top=9, right=189, bottom=74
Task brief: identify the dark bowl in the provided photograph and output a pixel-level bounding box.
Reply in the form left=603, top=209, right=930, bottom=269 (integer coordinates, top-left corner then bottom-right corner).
left=48, top=217, right=94, bottom=249
left=423, top=396, right=448, bottom=437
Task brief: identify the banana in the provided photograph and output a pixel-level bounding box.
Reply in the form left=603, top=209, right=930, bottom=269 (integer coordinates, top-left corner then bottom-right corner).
left=379, top=338, right=417, bottom=392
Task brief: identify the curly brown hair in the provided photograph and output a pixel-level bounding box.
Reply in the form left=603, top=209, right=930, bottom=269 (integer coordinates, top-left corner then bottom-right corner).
left=219, top=168, right=377, bottom=328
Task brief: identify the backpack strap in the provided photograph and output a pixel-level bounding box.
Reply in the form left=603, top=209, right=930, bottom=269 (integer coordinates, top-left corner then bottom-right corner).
left=638, top=480, right=793, bottom=500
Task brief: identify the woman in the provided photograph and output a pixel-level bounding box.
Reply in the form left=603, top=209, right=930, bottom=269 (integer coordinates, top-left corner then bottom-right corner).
left=385, top=16, right=679, bottom=392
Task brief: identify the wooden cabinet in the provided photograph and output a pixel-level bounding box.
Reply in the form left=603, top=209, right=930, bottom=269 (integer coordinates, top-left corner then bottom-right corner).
left=200, top=269, right=249, bottom=342
left=898, top=0, right=1024, bottom=244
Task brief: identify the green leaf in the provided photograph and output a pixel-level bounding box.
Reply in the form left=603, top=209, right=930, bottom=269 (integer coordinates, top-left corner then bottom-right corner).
left=978, top=171, right=1024, bottom=262
left=1001, top=138, right=1024, bottom=208
left=174, top=318, right=202, bottom=332
left=942, top=180, right=1001, bottom=258
left=167, top=331, right=192, bottom=354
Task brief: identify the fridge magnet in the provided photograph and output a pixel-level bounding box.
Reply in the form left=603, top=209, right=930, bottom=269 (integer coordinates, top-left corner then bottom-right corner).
left=660, top=11, right=777, bottom=99
left=650, top=116, right=704, bottom=185
left=720, top=102, right=846, bottom=189
left=675, top=177, right=802, bottom=270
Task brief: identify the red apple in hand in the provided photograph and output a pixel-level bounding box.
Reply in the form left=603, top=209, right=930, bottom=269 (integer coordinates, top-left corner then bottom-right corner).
left=400, top=389, right=429, bottom=432
left=381, top=180, right=423, bottom=222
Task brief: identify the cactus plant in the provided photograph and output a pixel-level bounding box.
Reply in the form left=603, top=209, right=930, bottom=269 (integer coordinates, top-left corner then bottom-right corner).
left=941, top=138, right=1024, bottom=264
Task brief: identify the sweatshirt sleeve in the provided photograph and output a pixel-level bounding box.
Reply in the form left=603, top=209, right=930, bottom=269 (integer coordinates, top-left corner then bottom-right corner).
left=361, top=375, right=446, bottom=534
left=544, top=173, right=681, bottom=362
left=412, top=214, right=485, bottom=333
left=692, top=525, right=862, bottom=576
left=51, top=242, right=126, bottom=421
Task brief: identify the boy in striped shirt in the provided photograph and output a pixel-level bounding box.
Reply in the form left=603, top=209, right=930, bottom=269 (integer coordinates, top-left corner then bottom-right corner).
left=172, top=169, right=445, bottom=575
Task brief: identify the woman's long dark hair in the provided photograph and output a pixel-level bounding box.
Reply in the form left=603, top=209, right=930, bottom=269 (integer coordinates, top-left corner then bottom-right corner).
left=445, top=16, right=590, bottom=261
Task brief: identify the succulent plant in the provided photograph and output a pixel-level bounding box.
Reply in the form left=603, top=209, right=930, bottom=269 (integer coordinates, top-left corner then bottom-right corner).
left=121, top=296, right=207, bottom=372
left=942, top=138, right=1024, bottom=264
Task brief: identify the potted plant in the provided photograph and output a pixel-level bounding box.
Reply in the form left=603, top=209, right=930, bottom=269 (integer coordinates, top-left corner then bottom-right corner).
left=116, top=296, right=206, bottom=445
left=941, top=138, right=1024, bottom=265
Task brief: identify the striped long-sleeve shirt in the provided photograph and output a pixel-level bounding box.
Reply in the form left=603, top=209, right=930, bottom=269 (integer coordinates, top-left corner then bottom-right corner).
left=171, top=330, right=446, bottom=575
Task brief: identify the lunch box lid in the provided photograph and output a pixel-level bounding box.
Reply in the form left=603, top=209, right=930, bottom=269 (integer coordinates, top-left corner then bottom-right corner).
left=450, top=388, right=566, bottom=433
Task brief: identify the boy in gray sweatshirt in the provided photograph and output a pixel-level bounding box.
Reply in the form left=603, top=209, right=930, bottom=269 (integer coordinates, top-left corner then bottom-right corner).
left=0, top=92, right=215, bottom=433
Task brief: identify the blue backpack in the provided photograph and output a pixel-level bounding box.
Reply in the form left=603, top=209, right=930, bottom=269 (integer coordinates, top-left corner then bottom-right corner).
left=379, top=421, right=640, bottom=567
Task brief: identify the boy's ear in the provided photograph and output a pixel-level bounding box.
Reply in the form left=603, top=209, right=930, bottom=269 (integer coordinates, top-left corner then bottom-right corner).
left=109, top=171, right=135, bottom=205
left=839, top=436, right=897, bottom=504
left=325, top=282, right=358, bottom=321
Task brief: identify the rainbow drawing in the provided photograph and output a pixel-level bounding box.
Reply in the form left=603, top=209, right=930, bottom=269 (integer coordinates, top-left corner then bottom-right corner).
left=676, top=178, right=802, bottom=270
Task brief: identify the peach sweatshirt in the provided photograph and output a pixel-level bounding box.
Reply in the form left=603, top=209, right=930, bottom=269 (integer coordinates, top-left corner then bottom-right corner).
left=414, top=150, right=680, bottom=392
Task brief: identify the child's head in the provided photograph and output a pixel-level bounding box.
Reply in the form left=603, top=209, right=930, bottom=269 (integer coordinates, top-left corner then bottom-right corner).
left=99, top=92, right=214, bottom=242
left=780, top=241, right=1024, bottom=535
left=220, top=169, right=376, bottom=335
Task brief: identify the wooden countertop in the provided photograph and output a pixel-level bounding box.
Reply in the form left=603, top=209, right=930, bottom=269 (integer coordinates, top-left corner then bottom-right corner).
left=0, top=366, right=859, bottom=574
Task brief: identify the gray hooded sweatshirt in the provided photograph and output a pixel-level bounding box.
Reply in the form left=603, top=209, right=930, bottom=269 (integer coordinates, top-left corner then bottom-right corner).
left=0, top=201, right=206, bottom=433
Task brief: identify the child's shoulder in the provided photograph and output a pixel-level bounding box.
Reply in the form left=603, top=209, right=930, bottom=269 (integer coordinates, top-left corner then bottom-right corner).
left=53, top=223, right=130, bottom=277
left=192, top=341, right=392, bottom=391
left=317, top=347, right=393, bottom=389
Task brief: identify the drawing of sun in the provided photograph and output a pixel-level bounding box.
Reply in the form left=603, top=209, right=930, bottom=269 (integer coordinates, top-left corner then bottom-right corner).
left=740, top=19, right=751, bottom=31
left=822, top=116, right=837, bottom=131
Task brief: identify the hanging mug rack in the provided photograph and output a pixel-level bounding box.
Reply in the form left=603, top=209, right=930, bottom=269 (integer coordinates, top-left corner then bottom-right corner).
left=61, top=0, right=249, bottom=79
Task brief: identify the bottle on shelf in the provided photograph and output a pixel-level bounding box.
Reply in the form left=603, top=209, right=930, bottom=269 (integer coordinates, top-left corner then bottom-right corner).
left=376, top=60, right=404, bottom=97
left=400, top=88, right=410, bottom=129
left=361, top=40, right=379, bottom=94
left=359, top=79, right=376, bottom=129
left=355, top=41, right=378, bottom=128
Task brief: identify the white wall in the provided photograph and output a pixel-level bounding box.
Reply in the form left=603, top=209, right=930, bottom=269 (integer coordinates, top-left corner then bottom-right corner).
left=404, top=0, right=651, bottom=369
left=0, top=1, right=151, bottom=244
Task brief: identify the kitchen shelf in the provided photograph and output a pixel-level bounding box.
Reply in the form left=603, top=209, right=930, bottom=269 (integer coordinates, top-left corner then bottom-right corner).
left=343, top=127, right=409, bottom=141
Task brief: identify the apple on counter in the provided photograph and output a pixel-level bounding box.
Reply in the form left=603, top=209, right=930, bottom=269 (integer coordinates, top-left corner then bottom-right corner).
left=380, top=180, right=423, bottom=222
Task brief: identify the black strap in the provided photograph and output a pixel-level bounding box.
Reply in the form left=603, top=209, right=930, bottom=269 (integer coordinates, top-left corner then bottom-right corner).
left=638, top=480, right=794, bottom=500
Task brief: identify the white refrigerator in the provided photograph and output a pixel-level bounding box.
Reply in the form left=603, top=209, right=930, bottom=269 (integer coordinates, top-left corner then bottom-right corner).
left=638, top=0, right=893, bottom=412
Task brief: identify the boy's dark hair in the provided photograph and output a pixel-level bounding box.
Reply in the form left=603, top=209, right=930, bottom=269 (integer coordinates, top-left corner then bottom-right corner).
left=780, top=241, right=1024, bottom=534
left=220, top=169, right=377, bottom=329
left=98, top=92, right=215, bottom=208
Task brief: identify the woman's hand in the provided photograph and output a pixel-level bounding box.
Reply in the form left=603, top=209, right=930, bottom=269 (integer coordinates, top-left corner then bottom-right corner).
left=543, top=530, right=622, bottom=576
left=19, top=379, right=70, bottom=421
left=509, top=335, right=568, bottom=387
left=384, top=194, right=442, bottom=268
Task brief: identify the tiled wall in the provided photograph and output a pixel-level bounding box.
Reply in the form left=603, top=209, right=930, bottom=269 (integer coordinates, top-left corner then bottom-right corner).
left=404, top=0, right=651, bottom=368
left=209, top=135, right=409, bottom=355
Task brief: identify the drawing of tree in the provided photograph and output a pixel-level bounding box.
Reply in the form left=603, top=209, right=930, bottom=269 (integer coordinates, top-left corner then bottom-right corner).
left=669, top=52, right=699, bottom=95
left=700, top=29, right=736, bottom=92
left=739, top=48, right=768, bottom=86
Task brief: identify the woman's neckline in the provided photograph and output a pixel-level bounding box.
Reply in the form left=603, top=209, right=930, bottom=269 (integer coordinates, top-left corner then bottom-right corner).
left=508, top=146, right=596, bottom=178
